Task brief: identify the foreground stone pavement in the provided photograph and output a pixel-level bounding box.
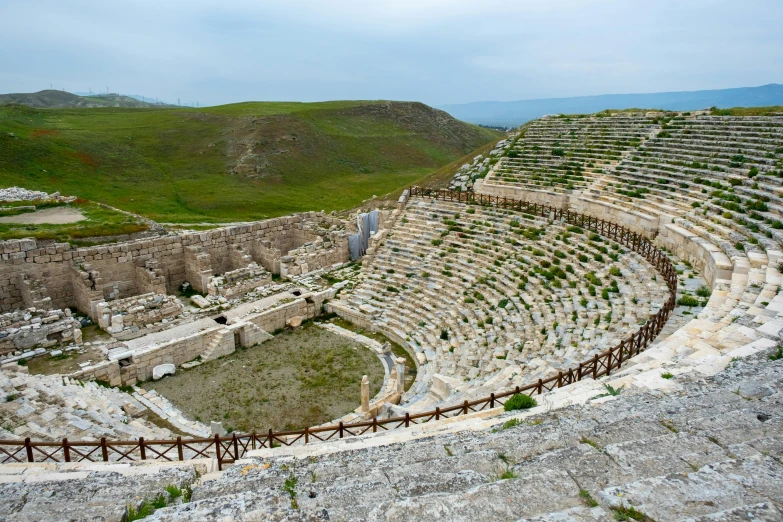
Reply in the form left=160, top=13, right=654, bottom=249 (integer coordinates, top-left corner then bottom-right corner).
left=2, top=348, right=778, bottom=521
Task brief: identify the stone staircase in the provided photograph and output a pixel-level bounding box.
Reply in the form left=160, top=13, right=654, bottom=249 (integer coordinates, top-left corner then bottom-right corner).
left=133, top=388, right=211, bottom=437
left=199, top=328, right=234, bottom=363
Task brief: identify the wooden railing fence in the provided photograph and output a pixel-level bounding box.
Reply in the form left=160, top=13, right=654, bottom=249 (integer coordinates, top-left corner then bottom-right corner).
left=0, top=187, right=677, bottom=470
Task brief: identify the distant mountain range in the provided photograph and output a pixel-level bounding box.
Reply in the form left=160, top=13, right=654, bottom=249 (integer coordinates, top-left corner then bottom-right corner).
left=0, top=90, right=175, bottom=109
left=439, top=84, right=783, bottom=127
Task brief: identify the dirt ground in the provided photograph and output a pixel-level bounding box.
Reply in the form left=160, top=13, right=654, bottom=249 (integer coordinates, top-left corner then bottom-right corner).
left=0, top=206, right=86, bottom=224
left=143, top=323, right=385, bottom=433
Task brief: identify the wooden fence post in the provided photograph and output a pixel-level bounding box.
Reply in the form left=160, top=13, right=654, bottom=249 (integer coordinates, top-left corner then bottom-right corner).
left=101, top=437, right=108, bottom=462
left=63, top=438, right=70, bottom=463
left=214, top=434, right=222, bottom=471
left=177, top=437, right=184, bottom=461
left=139, top=437, right=146, bottom=460
left=25, top=437, right=33, bottom=462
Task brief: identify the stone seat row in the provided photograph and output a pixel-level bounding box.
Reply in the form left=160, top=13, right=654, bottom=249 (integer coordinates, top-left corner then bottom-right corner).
left=339, top=198, right=670, bottom=407
left=0, top=369, right=173, bottom=443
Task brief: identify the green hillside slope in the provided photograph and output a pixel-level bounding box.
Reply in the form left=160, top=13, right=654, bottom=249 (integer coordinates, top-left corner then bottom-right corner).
left=0, top=90, right=171, bottom=109
left=0, top=101, right=501, bottom=222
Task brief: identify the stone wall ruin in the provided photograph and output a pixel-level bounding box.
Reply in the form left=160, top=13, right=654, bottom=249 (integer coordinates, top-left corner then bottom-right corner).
left=0, top=212, right=350, bottom=318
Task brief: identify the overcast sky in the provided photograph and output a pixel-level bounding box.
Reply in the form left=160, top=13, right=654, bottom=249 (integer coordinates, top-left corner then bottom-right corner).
left=1, top=0, right=781, bottom=106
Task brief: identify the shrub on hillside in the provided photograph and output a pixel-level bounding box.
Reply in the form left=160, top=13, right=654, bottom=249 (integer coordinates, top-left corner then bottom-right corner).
left=504, top=393, right=537, bottom=411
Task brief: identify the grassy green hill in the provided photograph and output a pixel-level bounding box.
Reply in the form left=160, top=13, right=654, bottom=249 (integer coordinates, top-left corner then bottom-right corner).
left=0, top=90, right=171, bottom=109
left=0, top=101, right=501, bottom=222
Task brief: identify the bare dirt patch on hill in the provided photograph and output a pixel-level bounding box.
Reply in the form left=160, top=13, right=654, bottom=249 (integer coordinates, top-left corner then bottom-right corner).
left=0, top=206, right=86, bottom=224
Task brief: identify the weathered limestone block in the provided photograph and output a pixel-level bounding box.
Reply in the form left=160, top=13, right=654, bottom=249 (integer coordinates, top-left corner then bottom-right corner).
left=152, top=363, right=176, bottom=380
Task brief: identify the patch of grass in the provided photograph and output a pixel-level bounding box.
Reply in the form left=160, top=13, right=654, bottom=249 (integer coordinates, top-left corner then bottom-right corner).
left=710, top=106, right=783, bottom=116
left=283, top=473, right=298, bottom=509
left=504, top=393, right=537, bottom=411
left=5, top=394, right=19, bottom=402
left=661, top=372, right=674, bottom=380
left=660, top=419, right=679, bottom=433
left=579, top=489, right=598, bottom=507
left=126, top=494, right=168, bottom=522
left=142, top=323, right=384, bottom=432
left=165, top=484, right=183, bottom=499
left=769, top=345, right=783, bottom=361
left=591, top=383, right=624, bottom=400
left=580, top=437, right=602, bottom=450
left=677, top=295, right=701, bottom=307
left=500, top=418, right=522, bottom=430
left=612, top=504, right=652, bottom=521
left=126, top=502, right=157, bottom=522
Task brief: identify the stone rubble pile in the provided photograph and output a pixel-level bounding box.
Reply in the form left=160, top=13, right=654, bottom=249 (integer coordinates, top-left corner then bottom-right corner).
left=207, top=263, right=271, bottom=299
left=0, top=307, right=82, bottom=356
left=0, top=368, right=172, bottom=441
left=0, top=187, right=58, bottom=202
left=96, top=292, right=184, bottom=335
left=447, top=140, right=512, bottom=192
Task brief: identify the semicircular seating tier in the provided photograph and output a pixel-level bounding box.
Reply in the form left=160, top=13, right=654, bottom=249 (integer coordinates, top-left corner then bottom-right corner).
left=332, top=198, right=672, bottom=410
left=467, top=111, right=783, bottom=392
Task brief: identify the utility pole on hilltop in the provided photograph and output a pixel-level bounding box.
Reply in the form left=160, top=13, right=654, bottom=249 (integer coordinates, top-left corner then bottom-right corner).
left=178, top=97, right=180, bottom=106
